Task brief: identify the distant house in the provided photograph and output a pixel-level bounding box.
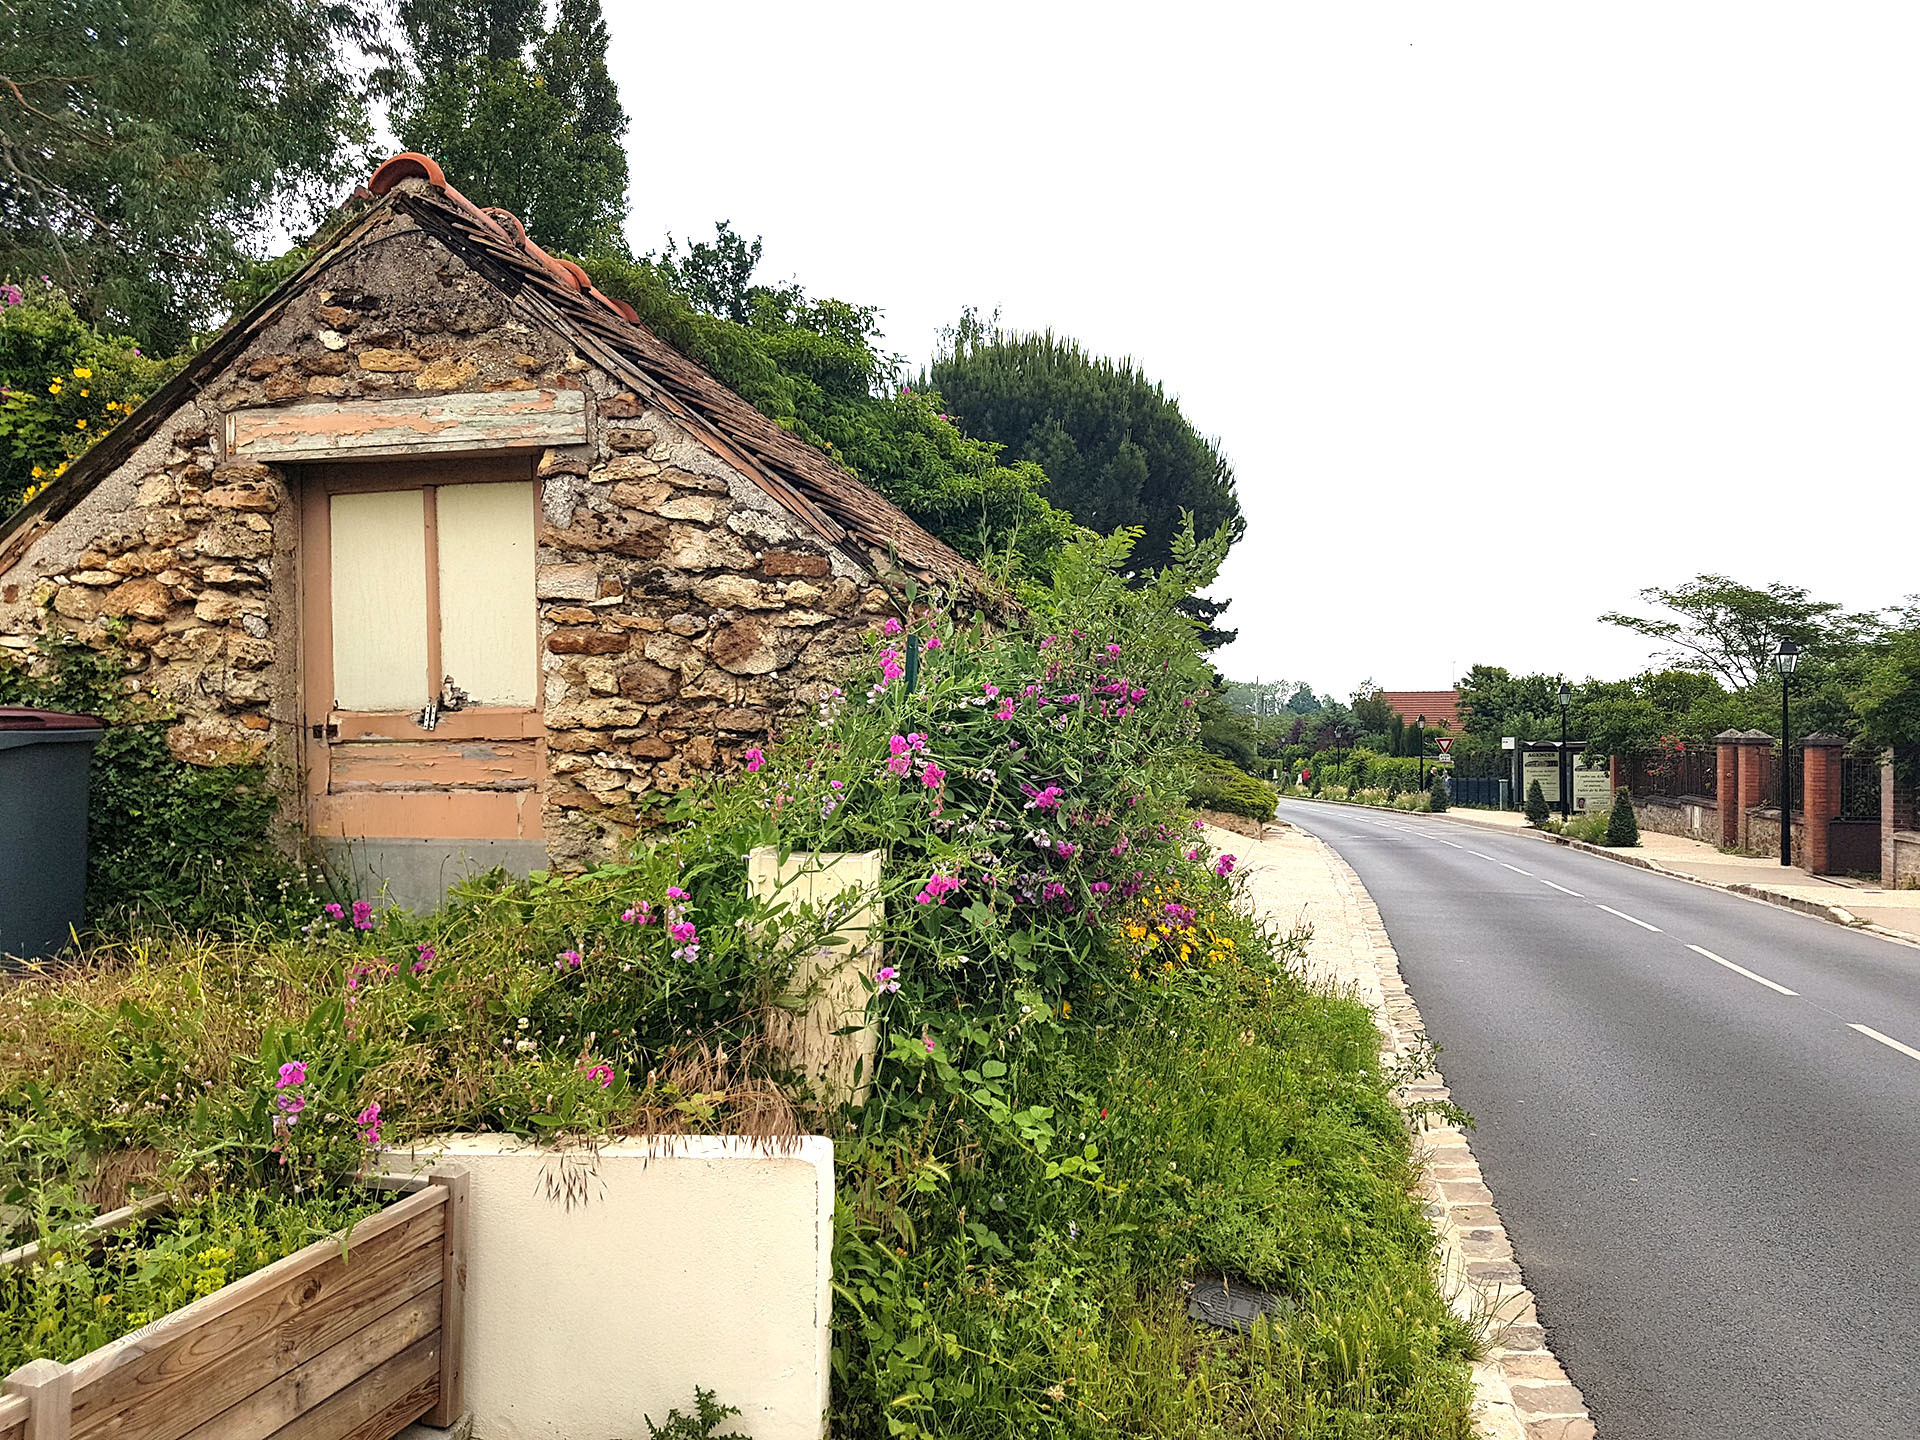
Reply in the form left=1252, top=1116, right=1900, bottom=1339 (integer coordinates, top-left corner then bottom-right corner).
left=1376, top=690, right=1461, bottom=732
left=0, top=152, right=989, bottom=906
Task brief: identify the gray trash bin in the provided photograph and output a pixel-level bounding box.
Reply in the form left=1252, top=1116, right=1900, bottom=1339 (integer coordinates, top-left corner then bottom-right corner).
left=0, top=706, right=106, bottom=961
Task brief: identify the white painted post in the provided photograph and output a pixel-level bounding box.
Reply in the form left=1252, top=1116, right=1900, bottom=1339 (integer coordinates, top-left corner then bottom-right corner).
left=746, top=847, right=884, bottom=1107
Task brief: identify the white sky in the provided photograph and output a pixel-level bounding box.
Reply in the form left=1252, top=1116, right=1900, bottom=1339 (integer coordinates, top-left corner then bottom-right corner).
left=602, top=2, right=1918, bottom=700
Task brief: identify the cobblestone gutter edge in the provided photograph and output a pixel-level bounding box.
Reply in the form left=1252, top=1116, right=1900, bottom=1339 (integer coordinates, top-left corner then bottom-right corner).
left=1295, top=825, right=1598, bottom=1440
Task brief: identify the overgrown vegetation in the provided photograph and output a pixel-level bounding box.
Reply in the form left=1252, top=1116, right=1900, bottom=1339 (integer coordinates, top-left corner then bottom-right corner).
left=0, top=527, right=1474, bottom=1433
left=1188, top=748, right=1278, bottom=822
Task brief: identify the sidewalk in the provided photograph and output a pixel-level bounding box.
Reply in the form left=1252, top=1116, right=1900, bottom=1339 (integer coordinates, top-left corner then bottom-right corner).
left=1432, top=806, right=1920, bottom=944
left=1209, top=821, right=1593, bottom=1440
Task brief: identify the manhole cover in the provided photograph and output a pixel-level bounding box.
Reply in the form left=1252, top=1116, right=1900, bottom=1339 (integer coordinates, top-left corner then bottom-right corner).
left=1186, top=1275, right=1294, bottom=1334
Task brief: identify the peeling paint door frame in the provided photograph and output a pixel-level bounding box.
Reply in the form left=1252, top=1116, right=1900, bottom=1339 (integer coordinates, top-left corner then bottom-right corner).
left=298, top=455, right=545, bottom=842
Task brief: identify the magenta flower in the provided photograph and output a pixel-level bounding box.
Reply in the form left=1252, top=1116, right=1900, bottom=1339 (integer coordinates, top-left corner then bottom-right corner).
left=889, top=734, right=909, bottom=756
left=921, top=763, right=946, bottom=789
left=667, top=886, right=689, bottom=900
left=323, top=902, right=344, bottom=921
left=1106, top=643, right=1122, bottom=656
left=883, top=617, right=903, bottom=636
left=670, top=921, right=698, bottom=944
left=915, top=873, right=963, bottom=906
left=875, top=965, right=901, bottom=993
left=558, top=948, right=583, bottom=970
left=744, top=747, right=765, bottom=772
left=1215, top=854, right=1237, bottom=878
left=1054, top=840, right=1076, bottom=859
left=356, top=1101, right=381, bottom=1146
left=277, top=1061, right=307, bottom=1089
left=351, top=900, right=374, bottom=931
left=1021, top=783, right=1063, bottom=812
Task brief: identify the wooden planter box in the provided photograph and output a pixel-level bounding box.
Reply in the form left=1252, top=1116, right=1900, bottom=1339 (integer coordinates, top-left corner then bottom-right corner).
left=0, top=1169, right=467, bottom=1440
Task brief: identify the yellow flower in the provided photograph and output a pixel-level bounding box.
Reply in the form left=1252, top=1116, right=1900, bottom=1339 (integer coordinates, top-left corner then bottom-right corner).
left=79, top=388, right=89, bottom=397
left=30, top=465, right=43, bottom=478
left=1060, top=1000, right=1071, bottom=1017
left=72, top=367, right=92, bottom=379
left=74, top=418, right=86, bottom=428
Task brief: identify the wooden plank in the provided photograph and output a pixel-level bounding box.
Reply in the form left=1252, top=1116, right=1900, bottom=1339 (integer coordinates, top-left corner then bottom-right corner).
left=255, top=1336, right=437, bottom=1440
left=78, top=1243, right=440, bottom=1440
left=227, top=389, right=586, bottom=462
left=420, top=485, right=442, bottom=707
left=0, top=1394, right=31, bottom=1436
left=307, top=789, right=543, bottom=842
left=423, top=1171, right=466, bottom=1427
left=172, top=1292, right=438, bottom=1440
left=68, top=1190, right=444, bottom=1437
left=326, top=739, right=540, bottom=793
left=329, top=709, right=542, bottom=743
left=4, top=1361, right=71, bottom=1440
left=1, top=1197, right=173, bottom=1273
left=300, top=480, right=334, bottom=813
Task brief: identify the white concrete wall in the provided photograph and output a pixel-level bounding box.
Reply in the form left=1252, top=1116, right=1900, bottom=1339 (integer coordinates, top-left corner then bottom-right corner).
left=385, top=1134, right=832, bottom=1440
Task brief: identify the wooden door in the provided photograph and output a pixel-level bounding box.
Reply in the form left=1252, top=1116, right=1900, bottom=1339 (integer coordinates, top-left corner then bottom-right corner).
left=301, top=457, right=544, bottom=843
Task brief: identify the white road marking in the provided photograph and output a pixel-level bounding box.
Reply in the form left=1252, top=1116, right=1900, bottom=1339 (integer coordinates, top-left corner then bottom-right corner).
left=1503, top=863, right=1534, bottom=876
left=1596, top=904, right=1662, bottom=932
left=1685, top=944, right=1798, bottom=996
left=1849, top=1024, right=1920, bottom=1063
left=1437, top=840, right=1463, bottom=849
left=1468, top=850, right=1498, bottom=861
left=1539, top=879, right=1584, bottom=897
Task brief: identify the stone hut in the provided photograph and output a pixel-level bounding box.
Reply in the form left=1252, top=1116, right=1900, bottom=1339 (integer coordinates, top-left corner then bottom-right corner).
left=0, top=152, right=987, bottom=906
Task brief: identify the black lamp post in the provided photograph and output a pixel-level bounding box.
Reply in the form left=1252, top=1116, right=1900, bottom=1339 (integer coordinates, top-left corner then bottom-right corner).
left=1776, top=639, right=1799, bottom=867
left=1416, top=715, right=1427, bottom=790
left=1557, top=681, right=1572, bottom=820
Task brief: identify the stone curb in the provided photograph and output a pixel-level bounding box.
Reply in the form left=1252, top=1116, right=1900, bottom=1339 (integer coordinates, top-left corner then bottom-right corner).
left=1276, top=821, right=1597, bottom=1440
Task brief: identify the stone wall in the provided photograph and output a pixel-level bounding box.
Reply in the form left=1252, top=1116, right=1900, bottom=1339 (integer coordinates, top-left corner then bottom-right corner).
left=1632, top=795, right=1719, bottom=845
left=0, top=214, right=898, bottom=873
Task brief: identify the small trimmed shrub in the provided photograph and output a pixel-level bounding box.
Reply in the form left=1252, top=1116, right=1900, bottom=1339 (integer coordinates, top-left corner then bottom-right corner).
left=1186, top=750, right=1277, bottom=822
left=1524, top=779, right=1550, bottom=826
left=1607, top=789, right=1641, bottom=846
left=1428, top=775, right=1449, bottom=812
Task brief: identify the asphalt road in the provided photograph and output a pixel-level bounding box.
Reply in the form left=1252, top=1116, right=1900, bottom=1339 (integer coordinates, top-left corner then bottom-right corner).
left=1275, top=798, right=1920, bottom=1440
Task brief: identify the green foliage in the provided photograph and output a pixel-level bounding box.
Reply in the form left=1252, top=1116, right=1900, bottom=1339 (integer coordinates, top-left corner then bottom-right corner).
left=643, top=1389, right=750, bottom=1440
left=0, top=632, right=308, bottom=927
left=926, top=316, right=1245, bottom=575
left=0, top=0, right=389, bottom=353
left=1602, top=574, right=1883, bottom=693
left=1428, top=774, right=1449, bottom=812
left=1187, top=750, right=1277, bottom=821
left=1606, top=789, right=1640, bottom=847
left=1524, top=779, right=1550, bottom=826
left=396, top=0, right=629, bottom=256
left=0, top=1174, right=377, bottom=1370
left=0, top=279, right=176, bottom=512
left=579, top=243, right=1074, bottom=570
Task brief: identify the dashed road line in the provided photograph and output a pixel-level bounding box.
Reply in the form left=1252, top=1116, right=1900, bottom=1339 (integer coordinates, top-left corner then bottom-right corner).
left=1596, top=903, right=1662, bottom=933
left=1686, top=944, right=1798, bottom=996
left=1849, top=1024, right=1920, bottom=1063
left=1503, top=863, right=1535, bottom=876
left=1468, top=850, right=1498, bottom=862
left=1539, top=879, right=1584, bottom=897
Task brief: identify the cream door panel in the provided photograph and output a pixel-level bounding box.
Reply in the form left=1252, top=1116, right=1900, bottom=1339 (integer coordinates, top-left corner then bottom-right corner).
left=436, top=480, right=536, bottom=706
left=330, top=489, right=429, bottom=711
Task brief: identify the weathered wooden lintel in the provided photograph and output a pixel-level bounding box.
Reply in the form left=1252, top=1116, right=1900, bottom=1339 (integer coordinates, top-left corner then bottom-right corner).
left=226, top=388, right=587, bottom=462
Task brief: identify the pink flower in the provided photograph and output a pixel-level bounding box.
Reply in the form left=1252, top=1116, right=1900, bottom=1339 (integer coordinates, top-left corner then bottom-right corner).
left=322, top=902, right=344, bottom=921
left=1054, top=840, right=1076, bottom=859
left=922, top=1028, right=937, bottom=1055
left=915, top=873, right=963, bottom=906
left=887, top=753, right=913, bottom=777
left=584, top=1062, right=614, bottom=1088
left=414, top=943, right=436, bottom=968
left=1215, top=854, right=1237, bottom=878
left=557, top=948, right=583, bottom=970
left=883, top=617, right=903, bottom=635
left=743, top=747, right=765, bottom=772
left=1021, top=783, right=1063, bottom=812
left=667, top=887, right=689, bottom=900
left=875, top=965, right=901, bottom=993
left=277, top=1061, right=307, bottom=1089
left=921, top=763, right=946, bottom=789
left=356, top=1101, right=381, bottom=1146
left=1106, top=643, right=1122, bottom=656
left=670, top=921, right=698, bottom=944
left=620, top=902, right=653, bottom=924
left=890, top=734, right=910, bottom=756
left=994, top=699, right=1015, bottom=721
left=925, top=637, right=942, bottom=651
left=351, top=900, right=374, bottom=931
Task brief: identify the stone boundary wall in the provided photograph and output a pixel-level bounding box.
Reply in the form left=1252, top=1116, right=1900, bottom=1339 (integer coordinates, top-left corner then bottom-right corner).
left=0, top=215, right=900, bottom=873
left=1631, top=794, right=1717, bottom=844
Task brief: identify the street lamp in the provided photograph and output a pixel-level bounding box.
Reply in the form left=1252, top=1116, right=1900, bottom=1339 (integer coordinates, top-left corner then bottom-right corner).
left=1416, top=715, right=1427, bottom=790
left=1557, top=681, right=1572, bottom=820
left=1776, top=639, right=1800, bottom=867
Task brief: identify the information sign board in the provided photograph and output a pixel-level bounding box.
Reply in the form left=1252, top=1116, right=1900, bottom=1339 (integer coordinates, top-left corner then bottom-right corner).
left=1572, top=767, right=1613, bottom=814
left=1521, top=750, right=1561, bottom=804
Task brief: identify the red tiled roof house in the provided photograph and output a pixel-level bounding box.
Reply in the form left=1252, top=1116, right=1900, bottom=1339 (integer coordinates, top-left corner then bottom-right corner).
left=0, top=154, right=987, bottom=906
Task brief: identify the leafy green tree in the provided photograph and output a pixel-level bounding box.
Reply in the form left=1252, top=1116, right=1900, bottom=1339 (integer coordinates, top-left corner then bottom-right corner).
left=1601, top=575, right=1881, bottom=692
left=1524, top=778, right=1550, bottom=826
left=1, top=0, right=389, bottom=352
left=396, top=0, right=630, bottom=256
left=1428, top=774, right=1449, bottom=812
left=1606, top=789, right=1640, bottom=846
left=1853, top=603, right=1920, bottom=776
left=579, top=242, right=1074, bottom=570
left=925, top=317, right=1245, bottom=575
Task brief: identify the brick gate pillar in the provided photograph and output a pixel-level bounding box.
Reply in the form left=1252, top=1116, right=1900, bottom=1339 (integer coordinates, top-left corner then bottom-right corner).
left=1714, top=731, right=1743, bottom=848
left=1735, top=731, right=1773, bottom=851
left=1800, top=734, right=1846, bottom=875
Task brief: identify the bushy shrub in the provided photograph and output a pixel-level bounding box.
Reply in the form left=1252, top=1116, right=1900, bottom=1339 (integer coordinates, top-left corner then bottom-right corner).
left=1187, top=749, right=1278, bottom=821
left=1429, top=774, right=1449, bottom=812
left=1525, top=778, right=1550, bottom=825
left=1607, top=789, right=1641, bottom=846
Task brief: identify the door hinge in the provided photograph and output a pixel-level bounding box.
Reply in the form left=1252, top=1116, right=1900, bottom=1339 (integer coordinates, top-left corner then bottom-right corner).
left=310, top=721, right=338, bottom=741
